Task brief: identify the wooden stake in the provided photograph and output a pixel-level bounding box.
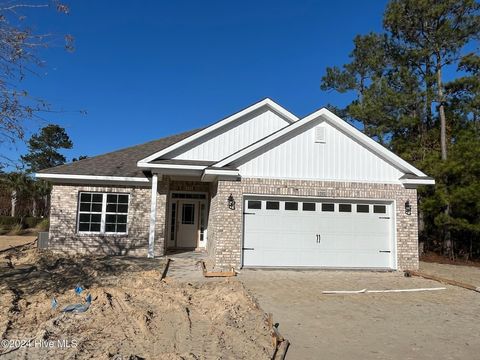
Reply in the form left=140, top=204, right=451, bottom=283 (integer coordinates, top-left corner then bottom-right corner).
left=161, top=258, right=172, bottom=281
left=274, top=340, right=290, bottom=360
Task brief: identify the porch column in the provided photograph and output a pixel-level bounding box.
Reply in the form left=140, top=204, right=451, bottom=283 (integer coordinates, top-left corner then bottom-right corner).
left=148, top=174, right=158, bottom=258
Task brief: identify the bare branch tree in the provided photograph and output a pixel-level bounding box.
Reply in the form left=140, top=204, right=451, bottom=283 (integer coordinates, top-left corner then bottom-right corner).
left=0, top=1, right=72, bottom=166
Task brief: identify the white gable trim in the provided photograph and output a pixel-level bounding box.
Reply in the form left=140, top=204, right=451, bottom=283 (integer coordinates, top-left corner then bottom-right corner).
left=214, top=108, right=427, bottom=178
left=137, top=98, right=298, bottom=166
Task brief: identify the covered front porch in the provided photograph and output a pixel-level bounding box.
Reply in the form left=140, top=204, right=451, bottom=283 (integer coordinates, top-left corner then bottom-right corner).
left=146, top=172, right=239, bottom=261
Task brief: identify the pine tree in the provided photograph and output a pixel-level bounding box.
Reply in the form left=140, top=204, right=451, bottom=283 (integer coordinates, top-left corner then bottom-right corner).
left=21, top=124, right=73, bottom=173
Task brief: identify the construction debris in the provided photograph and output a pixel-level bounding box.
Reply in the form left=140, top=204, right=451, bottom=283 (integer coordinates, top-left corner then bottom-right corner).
left=160, top=258, right=172, bottom=281
left=0, top=247, right=274, bottom=359
left=267, top=313, right=290, bottom=360
left=200, top=260, right=237, bottom=277
left=322, top=287, right=446, bottom=294
left=405, top=270, right=480, bottom=293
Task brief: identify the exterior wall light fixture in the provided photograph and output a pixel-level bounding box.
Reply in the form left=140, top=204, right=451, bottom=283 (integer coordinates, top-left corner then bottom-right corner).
left=228, top=193, right=236, bottom=210
left=405, top=200, right=412, bottom=215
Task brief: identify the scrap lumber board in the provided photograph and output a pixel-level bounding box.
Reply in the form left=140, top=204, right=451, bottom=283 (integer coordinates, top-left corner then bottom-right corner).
left=0, top=239, right=37, bottom=254
left=268, top=313, right=289, bottom=360
left=273, top=340, right=290, bottom=360
left=405, top=270, right=480, bottom=293
left=161, top=258, right=172, bottom=281
left=201, top=261, right=236, bottom=277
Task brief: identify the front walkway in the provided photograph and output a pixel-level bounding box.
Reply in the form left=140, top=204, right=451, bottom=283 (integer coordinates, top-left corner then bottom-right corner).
left=239, top=269, right=480, bottom=360
left=164, top=250, right=209, bottom=282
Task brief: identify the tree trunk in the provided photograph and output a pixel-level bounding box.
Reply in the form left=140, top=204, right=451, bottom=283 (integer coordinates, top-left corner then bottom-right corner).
left=436, top=54, right=452, bottom=258
left=32, top=198, right=37, bottom=217
left=436, top=58, right=447, bottom=161
left=11, top=190, right=17, bottom=217
left=44, top=194, right=49, bottom=217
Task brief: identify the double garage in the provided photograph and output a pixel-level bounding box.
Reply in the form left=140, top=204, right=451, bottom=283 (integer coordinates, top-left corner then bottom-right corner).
left=242, top=197, right=396, bottom=269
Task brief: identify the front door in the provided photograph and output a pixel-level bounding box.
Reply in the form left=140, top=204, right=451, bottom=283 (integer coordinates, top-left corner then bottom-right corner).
left=176, top=200, right=198, bottom=248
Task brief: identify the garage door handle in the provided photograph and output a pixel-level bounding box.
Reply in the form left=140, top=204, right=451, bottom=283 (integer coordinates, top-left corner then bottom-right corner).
left=243, top=247, right=255, bottom=250
left=243, top=212, right=256, bottom=215
left=379, top=250, right=391, bottom=253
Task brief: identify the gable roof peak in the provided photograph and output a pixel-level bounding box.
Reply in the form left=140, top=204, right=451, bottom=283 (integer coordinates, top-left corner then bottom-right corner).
left=137, top=97, right=298, bottom=165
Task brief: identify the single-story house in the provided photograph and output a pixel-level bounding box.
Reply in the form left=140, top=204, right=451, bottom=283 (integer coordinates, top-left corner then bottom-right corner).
left=37, top=98, right=434, bottom=270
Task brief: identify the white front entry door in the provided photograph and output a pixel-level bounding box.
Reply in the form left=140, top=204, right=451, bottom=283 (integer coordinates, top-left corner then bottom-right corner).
left=176, top=200, right=198, bottom=248
left=243, top=198, right=395, bottom=269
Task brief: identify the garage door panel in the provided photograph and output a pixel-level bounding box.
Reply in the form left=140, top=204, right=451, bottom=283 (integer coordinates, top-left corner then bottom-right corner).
left=243, top=198, right=394, bottom=268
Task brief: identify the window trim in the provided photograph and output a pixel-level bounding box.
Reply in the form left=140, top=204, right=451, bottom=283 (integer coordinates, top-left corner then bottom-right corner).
left=284, top=201, right=299, bottom=211
left=77, top=192, right=130, bottom=235
left=321, top=203, right=335, bottom=212
left=356, top=204, right=370, bottom=213
left=266, top=201, right=280, bottom=210
left=339, top=204, right=352, bottom=213
left=247, top=200, right=262, bottom=210
left=302, top=202, right=316, bottom=211
left=373, top=204, right=387, bottom=214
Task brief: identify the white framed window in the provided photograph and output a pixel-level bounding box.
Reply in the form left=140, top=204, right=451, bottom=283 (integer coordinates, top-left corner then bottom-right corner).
left=77, top=192, right=129, bottom=234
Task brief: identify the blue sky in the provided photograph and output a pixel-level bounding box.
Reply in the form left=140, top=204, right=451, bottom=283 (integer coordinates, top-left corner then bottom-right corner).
left=4, top=0, right=391, bottom=166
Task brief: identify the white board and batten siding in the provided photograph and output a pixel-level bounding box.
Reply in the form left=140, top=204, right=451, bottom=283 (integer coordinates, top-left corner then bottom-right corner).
left=170, top=109, right=290, bottom=161
left=237, top=121, right=405, bottom=183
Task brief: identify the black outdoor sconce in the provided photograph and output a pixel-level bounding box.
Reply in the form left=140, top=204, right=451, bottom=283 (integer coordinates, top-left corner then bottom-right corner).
left=228, top=193, right=236, bottom=210
left=405, top=200, right=412, bottom=215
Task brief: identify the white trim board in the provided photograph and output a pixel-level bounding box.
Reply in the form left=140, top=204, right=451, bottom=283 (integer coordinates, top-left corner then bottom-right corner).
left=137, top=98, right=298, bottom=165
left=36, top=173, right=149, bottom=183
left=214, top=108, right=428, bottom=178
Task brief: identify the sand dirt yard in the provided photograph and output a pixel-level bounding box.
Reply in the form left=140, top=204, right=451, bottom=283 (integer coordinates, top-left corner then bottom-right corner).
left=0, top=236, right=37, bottom=251
left=240, top=265, right=480, bottom=360
left=0, top=245, right=274, bottom=359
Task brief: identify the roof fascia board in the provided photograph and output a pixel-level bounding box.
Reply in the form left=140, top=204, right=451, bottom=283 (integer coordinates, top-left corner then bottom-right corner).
left=136, top=98, right=298, bottom=165
left=35, top=173, right=150, bottom=186
left=214, top=108, right=427, bottom=178
left=204, top=168, right=239, bottom=176
left=36, top=173, right=149, bottom=182
left=201, top=168, right=240, bottom=182
left=138, top=163, right=207, bottom=170
left=400, top=178, right=435, bottom=185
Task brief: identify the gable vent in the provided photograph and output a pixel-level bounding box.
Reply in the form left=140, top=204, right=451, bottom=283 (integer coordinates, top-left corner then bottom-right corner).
left=315, top=126, right=326, bottom=143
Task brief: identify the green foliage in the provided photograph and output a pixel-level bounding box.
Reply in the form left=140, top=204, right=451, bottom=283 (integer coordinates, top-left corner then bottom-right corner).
left=10, top=223, right=25, bottom=235
left=0, top=215, right=21, bottom=227
left=320, top=0, right=480, bottom=258
left=35, top=218, right=50, bottom=232
left=0, top=171, right=32, bottom=196
left=21, top=124, right=73, bottom=173
left=24, top=216, right=44, bottom=229
left=0, top=216, right=44, bottom=229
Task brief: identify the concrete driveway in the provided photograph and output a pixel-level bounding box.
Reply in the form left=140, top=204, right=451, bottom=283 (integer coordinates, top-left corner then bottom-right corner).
left=239, top=268, right=480, bottom=360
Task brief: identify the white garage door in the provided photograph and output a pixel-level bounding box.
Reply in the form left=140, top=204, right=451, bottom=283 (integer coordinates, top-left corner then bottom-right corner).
left=243, top=197, right=395, bottom=269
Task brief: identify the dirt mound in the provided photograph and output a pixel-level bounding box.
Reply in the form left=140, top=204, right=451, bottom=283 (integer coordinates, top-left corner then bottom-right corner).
left=0, top=248, right=273, bottom=359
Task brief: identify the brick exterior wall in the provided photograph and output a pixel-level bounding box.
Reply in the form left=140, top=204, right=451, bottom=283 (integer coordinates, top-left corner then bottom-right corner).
left=49, top=182, right=169, bottom=257
left=48, top=177, right=419, bottom=271
left=208, top=178, right=419, bottom=271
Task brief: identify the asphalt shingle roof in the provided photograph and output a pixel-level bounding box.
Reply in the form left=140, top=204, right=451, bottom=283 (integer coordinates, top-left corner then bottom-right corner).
left=38, top=128, right=204, bottom=178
